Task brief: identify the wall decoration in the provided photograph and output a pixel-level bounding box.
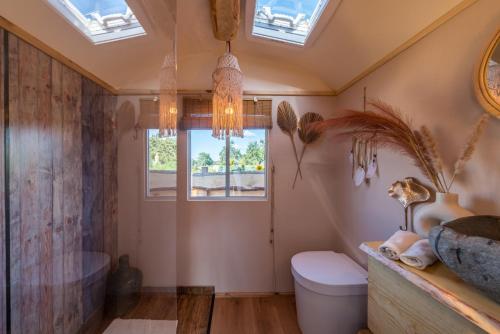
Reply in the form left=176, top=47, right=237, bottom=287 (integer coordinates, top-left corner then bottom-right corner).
left=293, top=112, right=325, bottom=188
left=351, top=137, right=379, bottom=186
left=388, top=177, right=431, bottom=231
left=277, top=101, right=302, bottom=180
left=350, top=88, right=379, bottom=187
left=474, top=29, right=500, bottom=118
left=317, top=100, right=490, bottom=232
left=317, top=100, right=490, bottom=194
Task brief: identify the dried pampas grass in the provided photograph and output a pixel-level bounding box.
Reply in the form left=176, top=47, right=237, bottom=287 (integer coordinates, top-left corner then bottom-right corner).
left=277, top=101, right=302, bottom=179
left=449, top=114, right=490, bottom=189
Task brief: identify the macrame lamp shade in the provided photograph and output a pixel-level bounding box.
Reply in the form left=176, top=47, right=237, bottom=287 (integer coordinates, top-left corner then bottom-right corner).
left=159, top=53, right=178, bottom=136
left=212, top=48, right=244, bottom=138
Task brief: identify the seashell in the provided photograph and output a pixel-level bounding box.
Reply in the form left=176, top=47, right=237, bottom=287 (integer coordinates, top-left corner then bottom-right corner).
left=366, top=159, right=377, bottom=179
left=354, top=166, right=366, bottom=186
left=388, top=177, right=431, bottom=209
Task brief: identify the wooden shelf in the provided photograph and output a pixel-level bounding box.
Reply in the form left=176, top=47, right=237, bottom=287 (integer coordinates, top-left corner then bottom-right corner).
left=360, top=242, right=500, bottom=333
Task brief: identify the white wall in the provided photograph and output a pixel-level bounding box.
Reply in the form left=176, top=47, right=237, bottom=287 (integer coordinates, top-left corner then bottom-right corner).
left=116, top=0, right=500, bottom=292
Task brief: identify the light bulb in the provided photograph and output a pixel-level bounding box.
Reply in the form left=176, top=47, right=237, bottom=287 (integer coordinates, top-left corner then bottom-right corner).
left=169, top=106, right=177, bottom=114
left=225, top=103, right=234, bottom=115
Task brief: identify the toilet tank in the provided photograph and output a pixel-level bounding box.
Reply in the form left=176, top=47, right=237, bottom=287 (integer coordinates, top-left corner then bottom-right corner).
left=291, top=251, right=368, bottom=334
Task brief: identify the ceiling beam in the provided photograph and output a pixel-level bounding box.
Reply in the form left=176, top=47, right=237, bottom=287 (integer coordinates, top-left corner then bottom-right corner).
left=210, top=0, right=240, bottom=41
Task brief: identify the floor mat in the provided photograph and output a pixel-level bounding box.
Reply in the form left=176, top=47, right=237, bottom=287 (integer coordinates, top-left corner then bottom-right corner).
left=103, top=319, right=178, bottom=334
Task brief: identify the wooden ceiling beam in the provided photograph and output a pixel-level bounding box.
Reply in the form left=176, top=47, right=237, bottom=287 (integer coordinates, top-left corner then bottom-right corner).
left=210, top=0, right=240, bottom=41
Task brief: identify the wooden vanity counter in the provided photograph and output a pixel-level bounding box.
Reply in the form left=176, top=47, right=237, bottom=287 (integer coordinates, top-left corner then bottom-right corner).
left=360, top=241, right=500, bottom=334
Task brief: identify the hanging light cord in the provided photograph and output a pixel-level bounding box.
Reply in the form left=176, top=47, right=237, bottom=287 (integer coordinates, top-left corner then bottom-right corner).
left=270, top=159, right=278, bottom=293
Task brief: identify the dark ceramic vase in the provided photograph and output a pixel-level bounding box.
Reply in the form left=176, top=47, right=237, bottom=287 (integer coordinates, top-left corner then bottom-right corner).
left=106, top=255, right=143, bottom=316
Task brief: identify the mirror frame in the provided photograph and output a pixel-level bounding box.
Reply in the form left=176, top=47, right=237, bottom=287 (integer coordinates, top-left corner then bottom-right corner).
left=474, top=29, right=500, bottom=119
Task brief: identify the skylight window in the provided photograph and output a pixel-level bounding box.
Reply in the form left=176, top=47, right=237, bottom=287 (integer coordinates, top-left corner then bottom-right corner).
left=251, top=0, right=330, bottom=46
left=46, top=0, right=146, bottom=44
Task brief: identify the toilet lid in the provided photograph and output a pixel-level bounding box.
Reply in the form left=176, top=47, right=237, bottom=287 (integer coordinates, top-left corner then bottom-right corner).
left=291, top=251, right=368, bottom=296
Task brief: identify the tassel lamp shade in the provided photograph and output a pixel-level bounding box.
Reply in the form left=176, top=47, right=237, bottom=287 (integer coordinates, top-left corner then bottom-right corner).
left=159, top=53, right=177, bottom=136
left=212, top=50, right=244, bottom=138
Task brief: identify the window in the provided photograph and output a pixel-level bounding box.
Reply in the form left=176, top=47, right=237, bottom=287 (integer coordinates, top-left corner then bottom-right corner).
left=189, top=130, right=267, bottom=199
left=146, top=130, right=177, bottom=198
left=251, top=0, right=330, bottom=46
left=46, top=0, right=146, bottom=44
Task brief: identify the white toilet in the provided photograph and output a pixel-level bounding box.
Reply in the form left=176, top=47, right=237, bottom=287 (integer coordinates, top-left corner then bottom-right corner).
left=291, top=251, right=368, bottom=334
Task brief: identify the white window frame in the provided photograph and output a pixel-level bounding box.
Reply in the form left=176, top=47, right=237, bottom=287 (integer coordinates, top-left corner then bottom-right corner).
left=187, top=130, right=269, bottom=201
left=245, top=0, right=342, bottom=48
left=145, top=129, right=177, bottom=201
left=44, top=0, right=146, bottom=45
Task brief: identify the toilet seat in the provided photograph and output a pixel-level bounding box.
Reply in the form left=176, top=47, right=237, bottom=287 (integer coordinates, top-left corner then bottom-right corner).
left=291, top=251, right=368, bottom=296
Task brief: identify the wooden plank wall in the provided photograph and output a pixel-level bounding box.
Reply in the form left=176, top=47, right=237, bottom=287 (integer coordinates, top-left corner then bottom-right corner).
left=0, top=28, right=6, bottom=334
left=5, top=32, right=117, bottom=334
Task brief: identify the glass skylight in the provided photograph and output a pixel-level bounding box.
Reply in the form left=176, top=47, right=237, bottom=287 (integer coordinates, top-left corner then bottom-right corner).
left=252, top=0, right=329, bottom=45
left=46, top=0, right=146, bottom=44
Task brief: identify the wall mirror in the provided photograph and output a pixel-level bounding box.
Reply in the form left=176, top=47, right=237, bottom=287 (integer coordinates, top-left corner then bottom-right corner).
left=475, top=30, right=500, bottom=118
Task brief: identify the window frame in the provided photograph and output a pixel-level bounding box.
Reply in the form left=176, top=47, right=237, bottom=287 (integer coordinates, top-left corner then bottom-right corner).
left=145, top=129, right=177, bottom=201
left=244, top=0, right=341, bottom=48
left=44, top=0, right=147, bottom=45
left=187, top=130, right=269, bottom=202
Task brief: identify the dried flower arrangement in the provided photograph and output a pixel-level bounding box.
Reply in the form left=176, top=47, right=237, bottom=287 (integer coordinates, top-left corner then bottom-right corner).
left=316, top=100, right=490, bottom=193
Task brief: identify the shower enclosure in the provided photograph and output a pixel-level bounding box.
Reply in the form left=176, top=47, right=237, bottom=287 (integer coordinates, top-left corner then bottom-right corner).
left=0, top=25, right=161, bottom=333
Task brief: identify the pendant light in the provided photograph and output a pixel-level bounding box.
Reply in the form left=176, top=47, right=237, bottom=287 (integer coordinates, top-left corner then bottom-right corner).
left=212, top=41, right=244, bottom=139
left=159, top=29, right=178, bottom=137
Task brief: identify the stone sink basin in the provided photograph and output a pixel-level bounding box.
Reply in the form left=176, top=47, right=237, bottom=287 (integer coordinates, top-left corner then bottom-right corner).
left=429, top=215, right=500, bottom=303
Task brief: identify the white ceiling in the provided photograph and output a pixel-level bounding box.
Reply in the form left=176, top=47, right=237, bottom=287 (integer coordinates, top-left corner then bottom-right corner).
left=0, top=0, right=468, bottom=93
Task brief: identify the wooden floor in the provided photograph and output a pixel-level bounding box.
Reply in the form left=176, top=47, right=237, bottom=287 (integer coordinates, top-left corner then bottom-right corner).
left=211, top=295, right=301, bottom=334
left=98, top=293, right=301, bottom=334
left=98, top=292, right=213, bottom=334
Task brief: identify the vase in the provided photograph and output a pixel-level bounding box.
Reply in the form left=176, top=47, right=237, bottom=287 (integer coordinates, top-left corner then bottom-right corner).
left=106, top=255, right=143, bottom=316
left=413, top=192, right=473, bottom=238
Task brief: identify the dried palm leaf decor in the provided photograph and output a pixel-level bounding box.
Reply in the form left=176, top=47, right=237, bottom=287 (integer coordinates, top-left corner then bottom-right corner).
left=293, top=112, right=325, bottom=188
left=277, top=101, right=302, bottom=179
left=316, top=100, right=490, bottom=193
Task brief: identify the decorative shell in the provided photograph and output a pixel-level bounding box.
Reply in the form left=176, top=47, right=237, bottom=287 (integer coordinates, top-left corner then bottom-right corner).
left=388, top=177, right=431, bottom=209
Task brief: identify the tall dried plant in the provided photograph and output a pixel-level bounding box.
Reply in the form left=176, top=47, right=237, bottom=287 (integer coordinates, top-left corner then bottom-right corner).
left=448, top=114, right=490, bottom=190
left=293, top=112, right=325, bottom=188
left=316, top=100, right=490, bottom=193
left=277, top=101, right=302, bottom=179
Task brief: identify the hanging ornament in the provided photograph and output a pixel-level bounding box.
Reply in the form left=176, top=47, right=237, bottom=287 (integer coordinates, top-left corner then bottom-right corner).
left=159, top=32, right=177, bottom=137
left=212, top=41, right=244, bottom=139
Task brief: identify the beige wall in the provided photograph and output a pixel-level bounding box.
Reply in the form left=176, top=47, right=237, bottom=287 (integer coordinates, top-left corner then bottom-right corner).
left=330, top=0, right=500, bottom=265
left=116, top=0, right=500, bottom=291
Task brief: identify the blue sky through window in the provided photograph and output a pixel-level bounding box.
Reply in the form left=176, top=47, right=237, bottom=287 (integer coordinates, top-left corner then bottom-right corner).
left=252, top=0, right=329, bottom=45
left=47, top=0, right=145, bottom=44
left=70, top=0, right=129, bottom=18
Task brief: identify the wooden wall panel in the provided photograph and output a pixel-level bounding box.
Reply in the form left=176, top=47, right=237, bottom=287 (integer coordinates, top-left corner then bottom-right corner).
left=5, top=31, right=118, bottom=334
left=103, top=91, right=118, bottom=269
left=7, top=32, right=22, bottom=334
left=50, top=59, right=65, bottom=334
left=18, top=37, right=41, bottom=334
left=0, top=28, right=6, bottom=334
